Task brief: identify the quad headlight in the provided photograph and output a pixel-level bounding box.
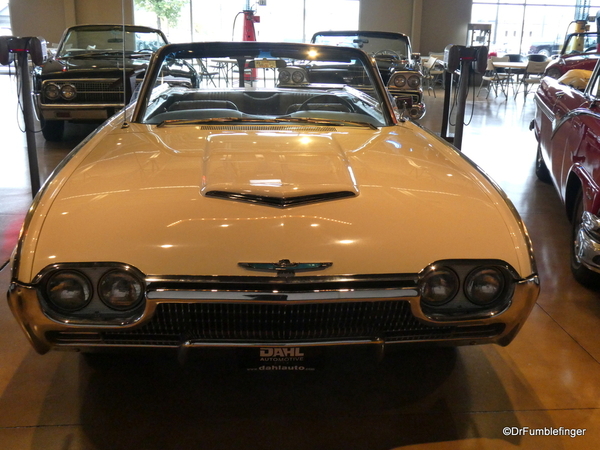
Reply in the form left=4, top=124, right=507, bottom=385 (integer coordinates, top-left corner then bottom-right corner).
left=407, top=74, right=421, bottom=89
left=464, top=267, right=505, bottom=305
left=419, top=260, right=515, bottom=320
left=46, top=270, right=93, bottom=312
left=393, top=74, right=406, bottom=87
left=390, top=72, right=421, bottom=90
left=40, top=264, right=146, bottom=322
left=278, top=67, right=307, bottom=86
left=42, top=82, right=77, bottom=100
left=60, top=83, right=77, bottom=100
left=421, top=267, right=459, bottom=306
left=44, top=83, right=61, bottom=100
left=99, top=269, right=144, bottom=310
left=279, top=69, right=291, bottom=83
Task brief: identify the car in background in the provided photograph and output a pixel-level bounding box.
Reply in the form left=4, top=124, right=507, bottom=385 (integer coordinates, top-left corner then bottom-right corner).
left=528, top=41, right=561, bottom=58
left=8, top=42, right=539, bottom=366
left=544, top=32, right=599, bottom=79
left=533, top=59, right=600, bottom=287
left=32, top=24, right=187, bottom=141
left=311, top=30, right=426, bottom=120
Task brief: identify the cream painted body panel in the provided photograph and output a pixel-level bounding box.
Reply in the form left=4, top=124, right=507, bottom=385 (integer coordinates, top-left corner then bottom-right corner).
left=17, top=119, right=534, bottom=282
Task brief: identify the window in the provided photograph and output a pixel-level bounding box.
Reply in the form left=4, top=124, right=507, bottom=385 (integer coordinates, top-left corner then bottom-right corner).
left=134, top=0, right=359, bottom=44
left=472, top=1, right=600, bottom=56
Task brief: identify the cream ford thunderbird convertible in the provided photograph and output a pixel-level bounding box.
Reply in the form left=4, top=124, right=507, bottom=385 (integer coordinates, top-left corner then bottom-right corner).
left=8, top=42, right=539, bottom=364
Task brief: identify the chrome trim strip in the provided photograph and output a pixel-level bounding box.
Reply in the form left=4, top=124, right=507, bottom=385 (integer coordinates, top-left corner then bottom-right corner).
left=552, top=108, right=600, bottom=138
left=179, top=339, right=381, bottom=348
left=147, top=288, right=419, bottom=301
left=39, top=103, right=124, bottom=109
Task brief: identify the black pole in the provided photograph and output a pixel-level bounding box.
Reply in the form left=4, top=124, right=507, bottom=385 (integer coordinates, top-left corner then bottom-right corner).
left=441, top=71, right=453, bottom=143
left=453, top=58, right=472, bottom=150
left=18, top=46, right=41, bottom=197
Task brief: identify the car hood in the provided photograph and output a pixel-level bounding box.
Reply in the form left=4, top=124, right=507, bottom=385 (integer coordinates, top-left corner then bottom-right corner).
left=22, top=121, right=533, bottom=280
left=38, top=57, right=149, bottom=78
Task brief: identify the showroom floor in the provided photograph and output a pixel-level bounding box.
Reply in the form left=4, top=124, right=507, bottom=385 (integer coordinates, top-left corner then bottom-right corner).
left=1, top=73, right=600, bottom=450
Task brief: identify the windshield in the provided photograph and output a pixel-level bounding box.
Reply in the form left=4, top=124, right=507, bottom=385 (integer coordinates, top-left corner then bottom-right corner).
left=563, top=32, right=598, bottom=55
left=312, top=33, right=411, bottom=61
left=57, top=26, right=167, bottom=58
left=135, top=42, right=393, bottom=128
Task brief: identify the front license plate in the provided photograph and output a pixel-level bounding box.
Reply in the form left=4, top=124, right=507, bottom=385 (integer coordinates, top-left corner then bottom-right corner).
left=240, top=343, right=384, bottom=372
left=241, top=346, right=322, bottom=372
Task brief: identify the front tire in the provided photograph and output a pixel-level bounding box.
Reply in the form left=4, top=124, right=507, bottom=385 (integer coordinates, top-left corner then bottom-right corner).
left=41, top=118, right=65, bottom=141
left=570, top=191, right=600, bottom=288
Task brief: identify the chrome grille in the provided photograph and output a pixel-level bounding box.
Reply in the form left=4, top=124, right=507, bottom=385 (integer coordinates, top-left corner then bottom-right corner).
left=42, top=78, right=125, bottom=104
left=48, top=301, right=505, bottom=346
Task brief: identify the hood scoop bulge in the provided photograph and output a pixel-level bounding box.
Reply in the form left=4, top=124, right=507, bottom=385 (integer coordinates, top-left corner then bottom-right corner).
left=202, top=134, right=359, bottom=208
left=204, top=190, right=356, bottom=208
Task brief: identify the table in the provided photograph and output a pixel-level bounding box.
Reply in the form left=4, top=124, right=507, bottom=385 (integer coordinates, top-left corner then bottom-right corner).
left=492, top=61, right=528, bottom=97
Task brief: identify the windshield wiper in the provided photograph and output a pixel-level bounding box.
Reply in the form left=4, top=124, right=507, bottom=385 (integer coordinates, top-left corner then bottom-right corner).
left=67, top=51, right=126, bottom=58
left=156, top=116, right=378, bottom=130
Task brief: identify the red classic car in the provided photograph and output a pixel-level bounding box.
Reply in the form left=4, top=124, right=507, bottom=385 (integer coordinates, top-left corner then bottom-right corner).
left=532, top=59, right=600, bottom=287
left=545, top=53, right=600, bottom=79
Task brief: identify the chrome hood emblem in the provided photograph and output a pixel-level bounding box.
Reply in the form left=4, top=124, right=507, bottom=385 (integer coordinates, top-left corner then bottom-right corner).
left=239, top=259, right=332, bottom=275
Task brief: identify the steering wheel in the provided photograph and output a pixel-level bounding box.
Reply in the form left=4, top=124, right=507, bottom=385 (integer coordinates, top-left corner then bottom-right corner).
left=136, top=48, right=154, bottom=53
left=298, top=94, right=356, bottom=112
left=374, top=49, right=402, bottom=60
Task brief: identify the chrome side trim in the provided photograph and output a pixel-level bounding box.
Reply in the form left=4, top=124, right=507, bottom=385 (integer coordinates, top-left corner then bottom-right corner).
left=552, top=108, right=600, bottom=138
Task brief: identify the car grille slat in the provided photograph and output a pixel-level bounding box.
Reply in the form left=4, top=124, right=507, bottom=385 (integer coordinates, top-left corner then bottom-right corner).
left=47, top=301, right=505, bottom=346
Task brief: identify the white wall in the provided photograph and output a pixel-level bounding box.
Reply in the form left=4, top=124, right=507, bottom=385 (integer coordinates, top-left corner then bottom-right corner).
left=359, top=0, right=472, bottom=54
left=9, top=0, right=133, bottom=44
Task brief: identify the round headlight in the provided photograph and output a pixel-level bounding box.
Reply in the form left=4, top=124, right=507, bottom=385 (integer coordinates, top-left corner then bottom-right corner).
left=421, top=267, right=459, bottom=306
left=279, top=70, right=291, bottom=83
left=44, top=83, right=60, bottom=100
left=393, top=74, right=406, bottom=88
left=465, top=267, right=505, bottom=305
left=46, top=270, right=93, bottom=312
left=60, top=84, right=77, bottom=100
left=292, top=70, right=305, bottom=83
left=407, top=75, right=421, bottom=89
left=99, top=270, right=144, bottom=310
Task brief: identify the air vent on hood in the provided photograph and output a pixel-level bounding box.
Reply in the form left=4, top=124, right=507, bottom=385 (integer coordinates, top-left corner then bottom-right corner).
left=204, top=190, right=356, bottom=208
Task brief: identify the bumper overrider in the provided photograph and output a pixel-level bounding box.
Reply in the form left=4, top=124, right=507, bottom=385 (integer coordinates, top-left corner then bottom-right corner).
left=8, top=259, right=540, bottom=355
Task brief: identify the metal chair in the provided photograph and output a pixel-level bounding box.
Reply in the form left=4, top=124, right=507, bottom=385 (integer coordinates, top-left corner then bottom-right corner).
left=477, top=57, right=510, bottom=98
left=514, top=60, right=549, bottom=100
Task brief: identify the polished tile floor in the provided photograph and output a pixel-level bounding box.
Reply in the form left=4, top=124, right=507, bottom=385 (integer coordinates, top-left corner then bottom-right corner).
left=1, top=74, right=600, bottom=449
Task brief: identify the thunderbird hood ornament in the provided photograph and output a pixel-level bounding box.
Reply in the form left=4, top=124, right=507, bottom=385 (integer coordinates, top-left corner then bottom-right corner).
left=239, top=259, right=332, bottom=275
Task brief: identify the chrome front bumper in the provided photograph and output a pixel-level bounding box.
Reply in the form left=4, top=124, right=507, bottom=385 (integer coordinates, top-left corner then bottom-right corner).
left=7, top=274, right=539, bottom=354
left=575, top=211, right=600, bottom=273
left=34, top=93, right=123, bottom=121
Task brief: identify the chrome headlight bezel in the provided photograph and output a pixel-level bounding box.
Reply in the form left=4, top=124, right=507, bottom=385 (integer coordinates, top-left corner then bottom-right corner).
left=392, top=74, right=407, bottom=88
left=43, top=82, right=61, bottom=100
left=98, top=269, right=145, bottom=311
left=45, top=270, right=93, bottom=312
left=419, top=259, right=517, bottom=321
left=36, top=263, right=146, bottom=324
left=407, top=74, right=421, bottom=89
left=60, top=83, right=77, bottom=100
